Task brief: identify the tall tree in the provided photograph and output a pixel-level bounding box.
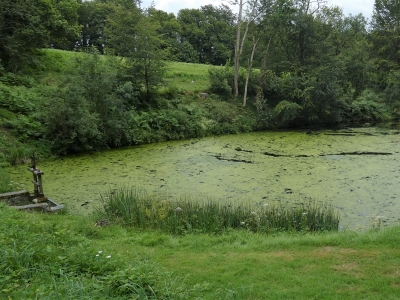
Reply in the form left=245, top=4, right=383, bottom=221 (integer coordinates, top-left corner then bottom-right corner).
left=147, top=8, right=181, bottom=60
left=106, top=3, right=166, bottom=101
left=77, top=0, right=110, bottom=52
left=177, top=5, right=235, bottom=64
left=370, top=0, right=400, bottom=86
left=371, top=0, right=400, bottom=110
left=0, top=0, right=81, bottom=71
left=266, top=1, right=372, bottom=125
left=233, top=0, right=260, bottom=98
left=50, top=0, right=82, bottom=50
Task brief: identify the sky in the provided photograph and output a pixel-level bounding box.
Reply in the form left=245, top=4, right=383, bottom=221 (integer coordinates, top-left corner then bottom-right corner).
left=142, top=0, right=375, bottom=20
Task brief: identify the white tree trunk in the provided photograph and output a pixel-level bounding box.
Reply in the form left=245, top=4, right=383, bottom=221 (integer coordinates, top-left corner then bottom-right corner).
left=243, top=36, right=259, bottom=107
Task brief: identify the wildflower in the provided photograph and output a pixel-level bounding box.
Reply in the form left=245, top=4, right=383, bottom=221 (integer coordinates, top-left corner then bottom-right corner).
left=240, top=221, right=245, bottom=225
left=98, top=251, right=103, bottom=254
left=175, top=207, right=183, bottom=212
left=96, top=254, right=99, bottom=257
left=251, top=212, right=257, bottom=215
left=106, top=255, right=111, bottom=258
left=302, top=212, right=307, bottom=215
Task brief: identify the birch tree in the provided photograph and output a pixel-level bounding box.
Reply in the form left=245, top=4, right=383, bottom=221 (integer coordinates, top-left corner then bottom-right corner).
left=232, top=0, right=260, bottom=99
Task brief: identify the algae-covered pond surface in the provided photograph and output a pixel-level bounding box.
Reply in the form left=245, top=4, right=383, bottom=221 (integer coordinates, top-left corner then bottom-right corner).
left=9, top=127, right=400, bottom=229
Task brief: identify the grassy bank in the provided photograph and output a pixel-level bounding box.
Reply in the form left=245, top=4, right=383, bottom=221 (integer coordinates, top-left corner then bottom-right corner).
left=1, top=202, right=399, bottom=299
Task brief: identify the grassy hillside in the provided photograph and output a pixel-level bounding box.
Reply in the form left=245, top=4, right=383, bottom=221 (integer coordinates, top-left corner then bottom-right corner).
left=35, top=49, right=212, bottom=92
left=1, top=202, right=399, bottom=299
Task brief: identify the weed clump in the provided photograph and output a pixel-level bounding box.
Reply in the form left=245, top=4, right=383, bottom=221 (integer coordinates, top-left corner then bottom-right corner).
left=99, top=188, right=340, bottom=234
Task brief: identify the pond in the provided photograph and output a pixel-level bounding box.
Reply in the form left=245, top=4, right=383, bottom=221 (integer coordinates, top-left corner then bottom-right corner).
left=8, top=126, right=400, bottom=230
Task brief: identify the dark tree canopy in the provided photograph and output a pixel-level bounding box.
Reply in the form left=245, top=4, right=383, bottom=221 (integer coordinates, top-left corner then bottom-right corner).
left=0, top=0, right=81, bottom=71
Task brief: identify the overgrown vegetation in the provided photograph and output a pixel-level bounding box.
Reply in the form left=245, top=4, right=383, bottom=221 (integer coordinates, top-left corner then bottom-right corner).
left=1, top=201, right=399, bottom=299
left=99, top=188, right=339, bottom=234
left=0, top=49, right=256, bottom=164
left=0, top=202, right=200, bottom=299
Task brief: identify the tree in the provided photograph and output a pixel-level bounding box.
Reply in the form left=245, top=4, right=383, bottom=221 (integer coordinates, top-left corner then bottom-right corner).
left=49, top=0, right=82, bottom=50
left=147, top=8, right=181, bottom=60
left=40, top=49, right=134, bottom=153
left=200, top=4, right=236, bottom=65
left=0, top=0, right=81, bottom=71
left=177, top=5, right=235, bottom=65
left=77, top=0, right=110, bottom=52
left=232, top=0, right=260, bottom=98
left=106, top=3, right=166, bottom=101
left=177, top=8, right=208, bottom=63
left=241, top=0, right=283, bottom=107
left=370, top=0, right=400, bottom=87
left=263, top=1, right=372, bottom=125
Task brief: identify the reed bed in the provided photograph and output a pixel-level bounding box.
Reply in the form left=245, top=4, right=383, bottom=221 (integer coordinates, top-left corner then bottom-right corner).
left=100, top=188, right=340, bottom=234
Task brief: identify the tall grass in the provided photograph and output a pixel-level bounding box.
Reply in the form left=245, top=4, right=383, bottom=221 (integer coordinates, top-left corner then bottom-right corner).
left=99, top=188, right=340, bottom=234
left=0, top=202, right=197, bottom=299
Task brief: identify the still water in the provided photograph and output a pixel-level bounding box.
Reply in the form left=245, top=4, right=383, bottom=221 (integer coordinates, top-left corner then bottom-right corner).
left=9, top=127, right=400, bottom=230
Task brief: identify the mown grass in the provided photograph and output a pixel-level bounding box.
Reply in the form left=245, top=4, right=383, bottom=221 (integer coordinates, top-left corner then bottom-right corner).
left=163, top=62, right=213, bottom=93
left=99, top=188, right=339, bottom=234
left=1, top=201, right=400, bottom=299
left=36, top=49, right=214, bottom=94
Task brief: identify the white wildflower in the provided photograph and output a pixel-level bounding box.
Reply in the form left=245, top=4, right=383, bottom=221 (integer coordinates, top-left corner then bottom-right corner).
left=98, top=251, right=103, bottom=254
left=106, top=255, right=111, bottom=259
left=240, top=222, right=245, bottom=225
left=175, top=207, right=183, bottom=212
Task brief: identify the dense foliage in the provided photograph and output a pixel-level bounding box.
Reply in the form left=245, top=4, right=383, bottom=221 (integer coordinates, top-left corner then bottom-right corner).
left=0, top=0, right=399, bottom=165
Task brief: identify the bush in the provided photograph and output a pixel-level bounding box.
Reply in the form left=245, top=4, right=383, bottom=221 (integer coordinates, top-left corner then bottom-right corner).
left=0, top=82, right=38, bottom=114
left=343, top=89, right=389, bottom=123
left=208, top=66, right=231, bottom=96
left=130, top=104, right=205, bottom=144
left=201, top=100, right=256, bottom=134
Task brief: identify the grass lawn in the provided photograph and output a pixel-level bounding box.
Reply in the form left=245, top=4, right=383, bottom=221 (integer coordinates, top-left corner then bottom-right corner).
left=36, top=49, right=214, bottom=94
left=1, top=202, right=399, bottom=299
left=164, top=61, right=213, bottom=93
left=93, top=226, right=400, bottom=299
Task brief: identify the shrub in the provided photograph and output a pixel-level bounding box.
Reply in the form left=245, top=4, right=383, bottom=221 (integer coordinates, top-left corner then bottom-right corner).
left=343, top=89, right=389, bottom=123
left=130, top=105, right=205, bottom=144
left=208, top=66, right=231, bottom=96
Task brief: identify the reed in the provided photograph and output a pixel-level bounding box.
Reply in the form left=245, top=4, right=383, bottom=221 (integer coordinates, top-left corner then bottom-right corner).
left=100, top=188, right=340, bottom=234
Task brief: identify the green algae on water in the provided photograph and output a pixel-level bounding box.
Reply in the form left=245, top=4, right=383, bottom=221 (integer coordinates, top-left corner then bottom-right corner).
left=8, top=127, right=400, bottom=230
